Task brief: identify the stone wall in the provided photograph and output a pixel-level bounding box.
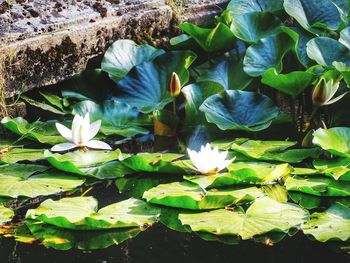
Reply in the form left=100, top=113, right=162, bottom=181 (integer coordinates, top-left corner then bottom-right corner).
left=0, top=0, right=228, bottom=99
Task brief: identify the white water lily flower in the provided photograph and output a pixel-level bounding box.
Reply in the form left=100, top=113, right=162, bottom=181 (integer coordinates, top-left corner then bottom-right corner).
left=187, top=143, right=234, bottom=175
left=51, top=113, right=111, bottom=152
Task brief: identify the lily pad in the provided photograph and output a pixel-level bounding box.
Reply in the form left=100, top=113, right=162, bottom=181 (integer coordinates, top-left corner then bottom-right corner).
left=313, top=127, right=350, bottom=157
left=1, top=117, right=65, bottom=145
left=179, top=196, right=309, bottom=240
left=116, top=50, right=196, bottom=113
left=101, top=39, right=164, bottom=83
left=313, top=158, right=350, bottom=181
left=0, top=205, right=14, bottom=225
left=179, top=22, right=236, bottom=53
left=25, top=222, right=141, bottom=250
left=285, top=175, right=350, bottom=197
left=44, top=150, right=130, bottom=178
left=243, top=32, right=294, bottom=77
left=261, top=68, right=314, bottom=96
left=303, top=203, right=350, bottom=242
left=72, top=99, right=150, bottom=137
left=199, top=90, right=278, bottom=132
left=0, top=148, right=44, bottom=164
left=306, top=37, right=350, bottom=67
left=284, top=0, right=342, bottom=33
left=26, top=197, right=160, bottom=230
left=143, top=181, right=263, bottom=210
left=0, top=164, right=85, bottom=198
left=185, top=162, right=291, bottom=189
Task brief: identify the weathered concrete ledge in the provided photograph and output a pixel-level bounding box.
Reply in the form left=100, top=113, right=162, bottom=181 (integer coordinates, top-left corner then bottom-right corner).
left=0, top=0, right=228, bottom=98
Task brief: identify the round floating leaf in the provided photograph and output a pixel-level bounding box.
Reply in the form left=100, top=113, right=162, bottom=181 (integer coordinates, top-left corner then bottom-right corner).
left=26, top=197, right=160, bottom=230
left=185, top=162, right=291, bottom=189
left=261, top=68, right=314, bottom=96
left=285, top=175, right=350, bottom=196
left=243, top=33, right=295, bottom=77
left=288, top=192, right=322, bottom=209
left=72, top=99, right=150, bottom=137
left=307, top=37, right=350, bottom=67
left=1, top=117, right=66, bottom=145
left=44, top=149, right=129, bottom=178
left=313, top=127, right=350, bottom=157
left=0, top=205, right=14, bottom=225
left=195, top=58, right=252, bottom=90
left=0, top=148, right=44, bottom=164
left=313, top=158, right=350, bottom=181
left=116, top=50, right=197, bottom=113
left=143, top=181, right=263, bottom=210
left=179, top=22, right=236, bottom=53
left=284, top=0, right=342, bottom=33
left=199, top=90, right=279, bottom=131
left=0, top=164, right=85, bottom=198
left=101, top=39, right=165, bottom=83
left=303, top=203, right=350, bottom=242
left=25, top=222, right=141, bottom=250
left=179, top=196, right=309, bottom=240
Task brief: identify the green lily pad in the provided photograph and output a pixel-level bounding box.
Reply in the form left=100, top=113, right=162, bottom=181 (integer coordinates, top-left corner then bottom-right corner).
left=199, top=90, right=278, bottom=131
left=313, top=158, right=350, bottom=181
left=0, top=148, right=44, bottom=164
left=303, top=203, right=350, bottom=242
left=0, top=205, right=14, bottom=225
left=288, top=192, right=323, bottom=209
left=26, top=197, right=160, bottom=230
left=116, top=50, right=196, bottom=113
left=262, top=184, right=288, bottom=203
left=101, top=39, right=164, bottom=83
left=25, top=222, right=142, bottom=250
left=313, top=127, right=350, bottom=157
left=44, top=149, right=130, bottom=178
left=0, top=164, right=85, bottom=198
left=307, top=37, right=350, bottom=67
left=143, top=181, right=263, bottom=210
left=284, top=0, right=342, bottom=33
left=179, top=196, right=308, bottom=240
left=185, top=162, right=291, bottom=189
left=1, top=117, right=65, bottom=145
left=228, top=139, right=320, bottom=163
left=72, top=99, right=150, bottom=137
left=261, top=68, right=314, bottom=96
left=285, top=175, right=350, bottom=196
left=195, top=58, right=252, bottom=90
left=243, top=32, right=294, bottom=77
left=179, top=22, right=236, bottom=53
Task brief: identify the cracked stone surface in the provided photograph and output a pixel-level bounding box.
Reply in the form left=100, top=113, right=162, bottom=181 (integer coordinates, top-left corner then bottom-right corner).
left=0, top=0, right=228, bottom=98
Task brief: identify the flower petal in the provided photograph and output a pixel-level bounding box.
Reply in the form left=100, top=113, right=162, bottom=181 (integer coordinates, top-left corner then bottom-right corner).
left=86, top=140, right=112, bottom=150
left=51, top=143, right=77, bottom=152
left=89, top=120, right=101, bottom=140
left=56, top=123, right=72, bottom=142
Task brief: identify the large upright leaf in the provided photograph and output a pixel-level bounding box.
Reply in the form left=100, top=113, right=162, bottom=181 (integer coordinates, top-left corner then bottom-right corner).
left=0, top=164, right=85, bottom=198
left=261, top=68, right=314, bottom=96
left=313, top=127, right=350, bottom=157
left=143, top=181, right=263, bottom=210
left=284, top=0, right=342, bottom=33
left=199, top=90, right=278, bottom=131
left=243, top=32, right=294, bottom=77
left=179, top=22, right=236, bottom=53
left=179, top=197, right=309, bottom=240
left=26, top=197, right=160, bottom=230
left=116, top=51, right=197, bottom=113
left=195, top=57, right=252, bottom=90
left=1, top=117, right=65, bottom=145
left=303, top=203, right=350, bottom=242
left=72, top=99, right=149, bottom=137
left=228, top=0, right=283, bottom=43
left=307, top=37, right=350, bottom=67
left=101, top=40, right=164, bottom=83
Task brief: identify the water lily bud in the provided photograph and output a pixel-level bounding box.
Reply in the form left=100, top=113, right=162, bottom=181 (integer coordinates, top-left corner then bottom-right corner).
left=169, top=72, right=181, bottom=98
left=312, top=77, right=327, bottom=106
